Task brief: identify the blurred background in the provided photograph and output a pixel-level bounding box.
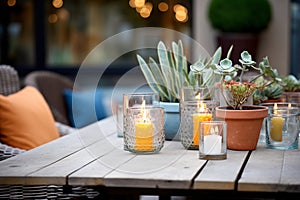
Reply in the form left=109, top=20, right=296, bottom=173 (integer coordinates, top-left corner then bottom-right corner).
left=0, top=0, right=299, bottom=84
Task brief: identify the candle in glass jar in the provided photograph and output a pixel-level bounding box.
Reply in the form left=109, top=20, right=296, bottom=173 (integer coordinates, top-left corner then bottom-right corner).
left=134, top=100, right=154, bottom=151
left=204, top=135, right=222, bottom=154
left=193, top=101, right=212, bottom=146
left=270, top=103, right=284, bottom=141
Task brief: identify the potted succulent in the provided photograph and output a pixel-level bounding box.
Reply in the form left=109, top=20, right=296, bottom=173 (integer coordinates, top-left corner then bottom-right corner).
left=208, top=0, right=272, bottom=62
left=281, top=75, right=300, bottom=103
left=210, top=49, right=282, bottom=150
left=253, top=81, right=284, bottom=104
left=137, top=40, right=220, bottom=139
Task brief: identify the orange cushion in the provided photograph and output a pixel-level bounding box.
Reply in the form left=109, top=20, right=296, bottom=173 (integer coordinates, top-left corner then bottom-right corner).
left=0, top=86, right=59, bottom=150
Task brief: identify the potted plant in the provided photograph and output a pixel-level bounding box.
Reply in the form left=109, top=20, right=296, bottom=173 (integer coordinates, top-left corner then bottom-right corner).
left=211, top=49, right=282, bottom=150
left=136, top=40, right=220, bottom=139
left=208, top=0, right=272, bottom=63
left=281, top=75, right=300, bottom=103
left=253, top=81, right=284, bottom=104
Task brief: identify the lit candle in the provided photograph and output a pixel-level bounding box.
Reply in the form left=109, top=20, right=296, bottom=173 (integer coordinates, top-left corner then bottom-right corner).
left=270, top=103, right=284, bottom=141
left=204, top=126, right=222, bottom=154
left=134, top=100, right=154, bottom=151
left=193, top=100, right=212, bottom=146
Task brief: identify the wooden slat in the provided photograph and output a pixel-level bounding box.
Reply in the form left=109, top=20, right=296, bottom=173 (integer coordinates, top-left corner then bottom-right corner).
left=238, top=147, right=284, bottom=192
left=69, top=144, right=136, bottom=186
left=26, top=134, right=119, bottom=185
left=193, top=150, right=248, bottom=190
left=102, top=141, right=206, bottom=189
left=0, top=117, right=116, bottom=185
left=279, top=150, right=300, bottom=192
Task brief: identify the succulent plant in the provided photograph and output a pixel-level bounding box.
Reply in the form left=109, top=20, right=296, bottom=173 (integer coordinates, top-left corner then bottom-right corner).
left=137, top=41, right=282, bottom=108
left=253, top=78, right=283, bottom=104
left=137, top=40, right=221, bottom=102
left=281, top=75, right=300, bottom=92
left=213, top=50, right=282, bottom=110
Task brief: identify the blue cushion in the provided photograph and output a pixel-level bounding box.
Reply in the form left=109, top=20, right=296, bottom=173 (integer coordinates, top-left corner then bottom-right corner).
left=64, top=89, right=107, bottom=128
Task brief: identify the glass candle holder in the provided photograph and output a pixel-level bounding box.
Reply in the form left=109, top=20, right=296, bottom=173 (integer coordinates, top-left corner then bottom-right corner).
left=123, top=93, right=159, bottom=139
left=260, top=102, right=300, bottom=144
left=179, top=100, right=219, bottom=150
left=180, top=86, right=220, bottom=150
left=116, top=104, right=123, bottom=137
left=199, top=121, right=227, bottom=160
left=123, top=106, right=165, bottom=154
left=266, top=107, right=299, bottom=150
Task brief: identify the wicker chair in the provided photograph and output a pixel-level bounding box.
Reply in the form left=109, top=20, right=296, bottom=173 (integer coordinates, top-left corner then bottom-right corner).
left=0, top=65, right=99, bottom=199
left=24, top=70, right=74, bottom=126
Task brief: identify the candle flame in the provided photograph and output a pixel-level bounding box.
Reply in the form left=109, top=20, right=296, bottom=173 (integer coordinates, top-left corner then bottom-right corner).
left=141, top=99, right=147, bottom=121
left=274, top=103, right=278, bottom=115
left=195, top=93, right=201, bottom=100
left=197, top=101, right=207, bottom=112
left=288, top=103, right=291, bottom=109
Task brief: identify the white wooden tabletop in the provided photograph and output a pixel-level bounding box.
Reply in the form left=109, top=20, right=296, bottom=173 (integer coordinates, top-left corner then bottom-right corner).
left=0, top=116, right=300, bottom=197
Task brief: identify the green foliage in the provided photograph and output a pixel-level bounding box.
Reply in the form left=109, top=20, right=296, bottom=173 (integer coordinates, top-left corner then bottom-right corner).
left=253, top=81, right=283, bottom=104
left=137, top=40, right=222, bottom=102
left=214, top=49, right=282, bottom=109
left=208, top=0, right=272, bottom=33
left=281, top=75, right=300, bottom=92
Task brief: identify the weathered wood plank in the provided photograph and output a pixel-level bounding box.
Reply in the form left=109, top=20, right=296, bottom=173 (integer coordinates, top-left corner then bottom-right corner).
left=0, top=117, right=116, bottom=185
left=102, top=141, right=206, bottom=189
left=193, top=150, right=248, bottom=190
left=279, top=150, right=300, bottom=192
left=238, top=147, right=284, bottom=192
left=26, top=134, right=119, bottom=185
left=69, top=144, right=135, bottom=186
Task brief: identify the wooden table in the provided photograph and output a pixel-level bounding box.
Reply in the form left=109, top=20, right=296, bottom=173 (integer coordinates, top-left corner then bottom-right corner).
left=0, top=117, right=300, bottom=199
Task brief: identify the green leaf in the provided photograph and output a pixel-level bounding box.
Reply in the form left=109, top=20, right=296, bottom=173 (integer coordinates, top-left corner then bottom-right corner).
left=137, top=55, right=168, bottom=100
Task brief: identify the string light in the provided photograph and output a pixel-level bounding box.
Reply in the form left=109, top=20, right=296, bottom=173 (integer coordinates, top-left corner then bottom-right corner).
left=128, top=0, right=188, bottom=22
left=7, top=0, right=16, bottom=7
left=158, top=2, right=168, bottom=12
left=48, top=14, right=58, bottom=23
left=52, top=0, right=63, bottom=9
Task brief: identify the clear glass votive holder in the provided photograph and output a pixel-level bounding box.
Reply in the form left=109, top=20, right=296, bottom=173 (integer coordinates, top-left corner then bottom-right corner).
left=199, top=121, right=227, bottom=160
left=123, top=93, right=159, bottom=137
left=266, top=107, right=299, bottom=150
left=179, top=100, right=219, bottom=150
left=260, top=102, right=300, bottom=143
left=123, top=106, right=165, bottom=154
left=116, top=104, right=123, bottom=137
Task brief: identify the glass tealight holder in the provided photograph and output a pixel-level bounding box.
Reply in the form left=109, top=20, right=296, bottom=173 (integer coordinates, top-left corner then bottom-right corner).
left=266, top=107, right=299, bottom=150
left=199, top=121, right=227, bottom=160
left=123, top=106, right=165, bottom=154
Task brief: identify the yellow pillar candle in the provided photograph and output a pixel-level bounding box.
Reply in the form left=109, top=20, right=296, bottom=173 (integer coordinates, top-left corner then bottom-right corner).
left=270, top=117, right=284, bottom=141
left=135, top=122, right=154, bottom=151
left=193, top=113, right=212, bottom=146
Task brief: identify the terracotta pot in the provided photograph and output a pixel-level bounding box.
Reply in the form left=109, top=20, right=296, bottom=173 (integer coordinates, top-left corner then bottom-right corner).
left=216, top=106, right=268, bottom=150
